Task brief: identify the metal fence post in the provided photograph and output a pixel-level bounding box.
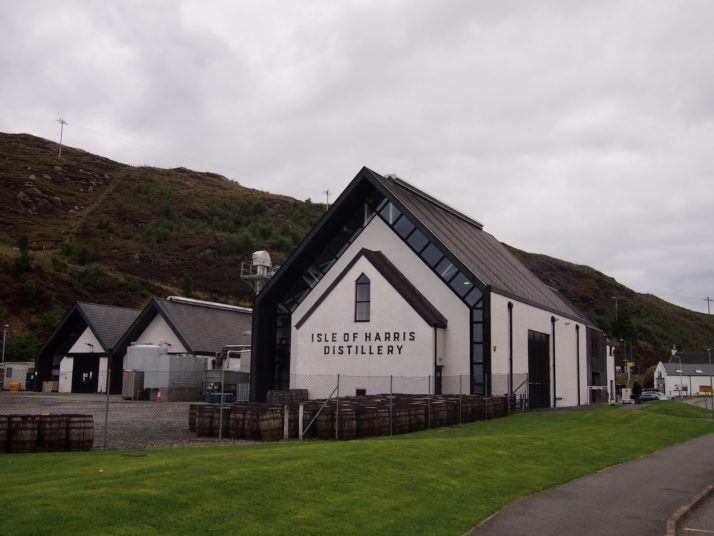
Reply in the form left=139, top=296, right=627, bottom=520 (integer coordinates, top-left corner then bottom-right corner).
left=459, top=375, right=463, bottom=424
left=389, top=375, right=393, bottom=436
left=103, top=367, right=111, bottom=449
left=427, top=375, right=431, bottom=430
left=335, top=374, right=340, bottom=440
left=218, top=367, right=224, bottom=440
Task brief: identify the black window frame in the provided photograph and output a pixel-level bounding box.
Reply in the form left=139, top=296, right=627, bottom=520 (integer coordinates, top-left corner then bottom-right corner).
left=355, top=273, right=371, bottom=322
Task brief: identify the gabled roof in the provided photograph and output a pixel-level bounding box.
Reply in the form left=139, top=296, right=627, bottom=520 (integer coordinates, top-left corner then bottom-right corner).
left=661, top=362, right=714, bottom=376
left=368, top=170, right=591, bottom=324
left=295, top=248, right=448, bottom=329
left=76, top=302, right=142, bottom=350
left=115, top=297, right=252, bottom=357
left=36, top=302, right=141, bottom=358
left=258, top=167, right=593, bottom=326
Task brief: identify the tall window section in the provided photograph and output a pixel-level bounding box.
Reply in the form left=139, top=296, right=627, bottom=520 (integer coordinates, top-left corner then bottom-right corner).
left=355, top=274, right=370, bottom=322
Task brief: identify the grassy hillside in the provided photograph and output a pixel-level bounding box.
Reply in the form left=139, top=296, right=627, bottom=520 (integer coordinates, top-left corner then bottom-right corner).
left=1, top=132, right=712, bottom=367
left=0, top=132, right=324, bottom=359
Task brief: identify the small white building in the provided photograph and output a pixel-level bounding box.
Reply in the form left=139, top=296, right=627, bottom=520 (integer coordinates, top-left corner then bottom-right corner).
left=251, top=168, right=614, bottom=407
left=2, top=361, right=35, bottom=390
left=655, top=360, right=714, bottom=397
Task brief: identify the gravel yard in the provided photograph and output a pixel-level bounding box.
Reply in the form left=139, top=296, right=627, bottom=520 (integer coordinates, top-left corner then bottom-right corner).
left=0, top=391, right=249, bottom=450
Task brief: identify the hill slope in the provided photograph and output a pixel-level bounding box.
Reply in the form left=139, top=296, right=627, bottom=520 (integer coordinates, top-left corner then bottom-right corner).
left=1, top=132, right=712, bottom=367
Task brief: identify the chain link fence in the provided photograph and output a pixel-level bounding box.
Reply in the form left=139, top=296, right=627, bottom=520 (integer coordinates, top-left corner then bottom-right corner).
left=0, top=372, right=548, bottom=451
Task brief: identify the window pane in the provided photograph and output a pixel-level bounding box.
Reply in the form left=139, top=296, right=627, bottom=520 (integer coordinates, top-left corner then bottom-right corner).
left=472, top=364, right=484, bottom=380
left=472, top=308, right=483, bottom=322
left=464, top=288, right=482, bottom=307
left=393, top=215, right=415, bottom=238
left=420, top=243, right=443, bottom=267
left=472, top=323, right=483, bottom=341
left=472, top=343, right=484, bottom=363
left=356, top=283, right=370, bottom=301
left=436, top=258, right=457, bottom=281
left=407, top=229, right=428, bottom=252
left=449, top=272, right=471, bottom=297
left=355, top=302, right=370, bottom=321
left=379, top=202, right=401, bottom=225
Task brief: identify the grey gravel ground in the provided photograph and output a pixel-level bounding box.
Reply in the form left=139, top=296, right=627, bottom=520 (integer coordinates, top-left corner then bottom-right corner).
left=0, top=391, right=248, bottom=449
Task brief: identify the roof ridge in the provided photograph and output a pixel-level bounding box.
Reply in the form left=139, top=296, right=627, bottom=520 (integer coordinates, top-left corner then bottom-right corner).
left=386, top=175, right=484, bottom=230
left=77, top=301, right=141, bottom=312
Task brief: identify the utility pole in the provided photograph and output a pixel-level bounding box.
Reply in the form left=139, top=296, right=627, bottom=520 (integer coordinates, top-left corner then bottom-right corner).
left=612, top=296, right=623, bottom=320
left=323, top=189, right=331, bottom=211
left=705, top=297, right=713, bottom=315
left=57, top=117, right=68, bottom=159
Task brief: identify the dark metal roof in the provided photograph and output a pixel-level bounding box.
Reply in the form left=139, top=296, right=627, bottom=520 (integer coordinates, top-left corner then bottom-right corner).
left=76, top=302, right=141, bottom=350
left=365, top=169, right=592, bottom=324
left=661, top=362, right=714, bottom=376
left=152, top=299, right=252, bottom=355
left=296, top=249, right=448, bottom=329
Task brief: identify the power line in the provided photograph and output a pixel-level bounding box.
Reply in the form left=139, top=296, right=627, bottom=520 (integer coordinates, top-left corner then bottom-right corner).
left=705, top=297, right=713, bottom=315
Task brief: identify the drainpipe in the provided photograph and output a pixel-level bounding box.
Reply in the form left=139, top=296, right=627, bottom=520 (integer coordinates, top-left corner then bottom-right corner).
left=551, top=316, right=557, bottom=408
left=508, top=302, right=513, bottom=399
left=576, top=325, right=581, bottom=406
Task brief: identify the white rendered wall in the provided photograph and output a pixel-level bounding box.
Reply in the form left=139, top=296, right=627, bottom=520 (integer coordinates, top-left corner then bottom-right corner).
left=662, top=371, right=714, bottom=397
left=120, top=314, right=187, bottom=367
left=98, top=356, right=108, bottom=393
left=291, top=215, right=470, bottom=387
left=59, top=357, right=73, bottom=393
left=293, top=254, right=437, bottom=398
left=606, top=345, right=616, bottom=402
left=490, top=293, right=588, bottom=407
left=68, top=327, right=104, bottom=354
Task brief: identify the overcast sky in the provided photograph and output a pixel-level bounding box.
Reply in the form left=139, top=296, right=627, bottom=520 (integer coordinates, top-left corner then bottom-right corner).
left=1, top=1, right=712, bottom=313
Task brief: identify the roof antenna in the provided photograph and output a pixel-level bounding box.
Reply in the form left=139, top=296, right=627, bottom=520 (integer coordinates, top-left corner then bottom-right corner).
left=57, top=117, right=68, bottom=159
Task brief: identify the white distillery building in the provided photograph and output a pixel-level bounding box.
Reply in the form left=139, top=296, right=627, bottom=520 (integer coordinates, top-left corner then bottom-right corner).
left=250, top=168, right=614, bottom=408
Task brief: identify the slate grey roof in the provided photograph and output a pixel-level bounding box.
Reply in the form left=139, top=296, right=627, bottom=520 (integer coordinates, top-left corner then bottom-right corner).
left=296, top=249, right=448, bottom=329
left=77, top=302, right=141, bottom=350
left=366, top=169, right=592, bottom=324
left=154, top=299, right=252, bottom=355
left=662, top=362, right=714, bottom=376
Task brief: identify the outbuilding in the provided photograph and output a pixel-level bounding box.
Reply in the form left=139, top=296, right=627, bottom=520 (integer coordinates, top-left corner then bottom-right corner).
left=655, top=354, right=714, bottom=397
left=35, top=302, right=141, bottom=393
left=113, top=296, right=253, bottom=399
left=250, top=168, right=613, bottom=406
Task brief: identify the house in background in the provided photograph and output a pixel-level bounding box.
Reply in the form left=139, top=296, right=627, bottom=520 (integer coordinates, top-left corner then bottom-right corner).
left=35, top=302, right=141, bottom=393
left=655, top=351, right=714, bottom=397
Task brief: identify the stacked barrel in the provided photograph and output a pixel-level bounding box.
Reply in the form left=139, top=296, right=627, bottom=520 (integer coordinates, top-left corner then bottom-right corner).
left=0, top=414, right=94, bottom=453
left=189, top=393, right=509, bottom=442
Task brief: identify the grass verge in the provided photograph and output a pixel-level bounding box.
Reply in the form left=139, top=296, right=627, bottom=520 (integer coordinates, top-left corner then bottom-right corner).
left=2, top=402, right=712, bottom=536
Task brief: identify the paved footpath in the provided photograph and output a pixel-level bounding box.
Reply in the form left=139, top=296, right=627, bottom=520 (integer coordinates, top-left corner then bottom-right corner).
left=467, top=431, right=714, bottom=536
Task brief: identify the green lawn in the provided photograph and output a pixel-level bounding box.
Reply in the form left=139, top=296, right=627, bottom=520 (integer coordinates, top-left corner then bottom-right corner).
left=2, top=402, right=712, bottom=536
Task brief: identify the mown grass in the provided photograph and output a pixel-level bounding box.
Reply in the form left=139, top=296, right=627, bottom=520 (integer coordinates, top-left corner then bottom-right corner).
left=2, top=403, right=712, bottom=536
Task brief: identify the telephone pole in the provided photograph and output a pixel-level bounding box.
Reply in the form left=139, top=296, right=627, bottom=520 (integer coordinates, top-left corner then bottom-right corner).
left=612, top=296, right=623, bottom=320
left=705, top=297, right=713, bottom=315
left=57, top=117, right=68, bottom=159
left=323, top=189, right=331, bottom=211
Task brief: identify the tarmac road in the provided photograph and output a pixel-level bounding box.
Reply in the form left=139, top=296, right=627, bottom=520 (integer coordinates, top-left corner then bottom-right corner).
left=467, top=426, right=714, bottom=536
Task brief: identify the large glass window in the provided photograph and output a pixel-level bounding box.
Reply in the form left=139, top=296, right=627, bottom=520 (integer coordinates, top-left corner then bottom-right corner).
left=355, top=274, right=370, bottom=322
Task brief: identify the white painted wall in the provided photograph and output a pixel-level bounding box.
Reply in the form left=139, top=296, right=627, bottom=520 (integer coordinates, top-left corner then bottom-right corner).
left=119, top=314, right=187, bottom=367
left=291, top=216, right=470, bottom=386
left=293, top=254, right=438, bottom=398
left=606, top=344, right=616, bottom=403
left=68, top=327, right=104, bottom=354
left=59, top=357, right=73, bottom=392
left=657, top=362, right=714, bottom=397
left=98, top=356, right=108, bottom=393
left=2, top=362, right=34, bottom=390
left=490, top=293, right=588, bottom=407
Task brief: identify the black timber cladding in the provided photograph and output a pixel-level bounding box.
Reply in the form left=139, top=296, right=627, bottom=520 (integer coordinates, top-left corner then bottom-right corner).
left=295, top=248, right=448, bottom=329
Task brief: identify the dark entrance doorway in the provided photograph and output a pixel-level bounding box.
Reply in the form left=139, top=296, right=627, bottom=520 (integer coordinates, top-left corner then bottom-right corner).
left=528, top=330, right=550, bottom=409
left=71, top=356, right=99, bottom=393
